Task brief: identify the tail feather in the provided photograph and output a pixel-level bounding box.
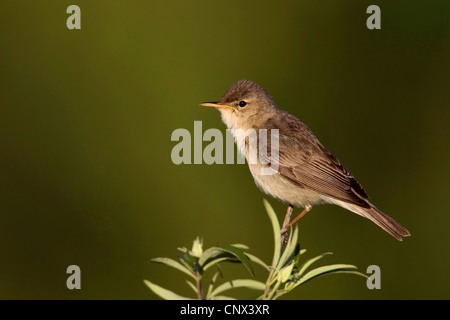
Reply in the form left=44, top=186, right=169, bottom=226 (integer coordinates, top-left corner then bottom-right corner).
left=357, top=205, right=410, bottom=241
left=324, top=196, right=411, bottom=241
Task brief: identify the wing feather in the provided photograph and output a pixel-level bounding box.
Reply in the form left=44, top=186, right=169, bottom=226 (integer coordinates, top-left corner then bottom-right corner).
left=264, top=111, right=370, bottom=208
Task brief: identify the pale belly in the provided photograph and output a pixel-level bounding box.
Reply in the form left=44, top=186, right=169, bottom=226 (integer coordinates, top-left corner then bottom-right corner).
left=248, top=163, right=324, bottom=208
left=229, top=126, right=324, bottom=208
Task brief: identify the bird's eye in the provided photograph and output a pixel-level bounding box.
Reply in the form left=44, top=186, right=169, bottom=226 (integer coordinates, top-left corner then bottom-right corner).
left=239, top=101, right=247, bottom=107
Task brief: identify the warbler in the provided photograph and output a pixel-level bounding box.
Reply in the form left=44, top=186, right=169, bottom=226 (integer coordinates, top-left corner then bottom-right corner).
left=201, top=79, right=410, bottom=241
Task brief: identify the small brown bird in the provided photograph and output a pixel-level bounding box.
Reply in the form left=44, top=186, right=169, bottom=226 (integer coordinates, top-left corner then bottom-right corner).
left=201, top=79, right=410, bottom=241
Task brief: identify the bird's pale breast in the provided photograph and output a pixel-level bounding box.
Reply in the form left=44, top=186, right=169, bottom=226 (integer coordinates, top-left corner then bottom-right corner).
left=248, top=162, right=324, bottom=207
left=231, top=126, right=324, bottom=207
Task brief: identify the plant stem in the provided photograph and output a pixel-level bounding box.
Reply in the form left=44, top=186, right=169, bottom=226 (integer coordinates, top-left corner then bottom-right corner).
left=262, top=268, right=274, bottom=299
left=196, top=275, right=203, bottom=300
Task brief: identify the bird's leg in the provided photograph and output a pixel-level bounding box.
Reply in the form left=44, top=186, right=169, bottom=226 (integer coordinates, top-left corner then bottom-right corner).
left=281, top=204, right=312, bottom=244
left=281, top=205, right=294, bottom=231
left=281, top=205, right=294, bottom=244
left=287, top=204, right=312, bottom=230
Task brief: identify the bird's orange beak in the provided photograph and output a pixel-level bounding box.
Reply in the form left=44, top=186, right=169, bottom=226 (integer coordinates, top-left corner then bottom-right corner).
left=200, top=102, right=237, bottom=110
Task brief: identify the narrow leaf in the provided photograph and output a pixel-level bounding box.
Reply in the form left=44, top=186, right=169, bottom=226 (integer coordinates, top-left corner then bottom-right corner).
left=199, top=247, right=226, bottom=266
left=246, top=253, right=270, bottom=271
left=296, top=252, right=333, bottom=278
left=230, top=243, right=250, bottom=250
left=150, top=257, right=195, bottom=279
left=178, top=251, right=196, bottom=270
left=186, top=280, right=197, bottom=293
left=218, top=245, right=255, bottom=278
left=207, top=271, right=220, bottom=299
left=278, top=225, right=299, bottom=269
left=297, top=264, right=364, bottom=286
left=202, top=256, right=237, bottom=272
left=267, top=270, right=284, bottom=300
left=210, top=279, right=266, bottom=297
left=143, top=280, right=192, bottom=300
left=295, top=249, right=307, bottom=266
left=200, top=245, right=255, bottom=278
left=263, top=199, right=281, bottom=269
left=280, top=261, right=295, bottom=282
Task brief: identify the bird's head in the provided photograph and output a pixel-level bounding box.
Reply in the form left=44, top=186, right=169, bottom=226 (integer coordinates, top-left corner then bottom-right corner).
left=201, top=79, right=277, bottom=130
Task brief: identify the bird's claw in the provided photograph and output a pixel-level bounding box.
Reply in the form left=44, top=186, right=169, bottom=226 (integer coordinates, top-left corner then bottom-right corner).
left=280, top=229, right=289, bottom=244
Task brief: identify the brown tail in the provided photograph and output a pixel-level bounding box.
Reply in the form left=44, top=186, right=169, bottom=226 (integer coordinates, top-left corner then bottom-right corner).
left=356, top=205, right=411, bottom=241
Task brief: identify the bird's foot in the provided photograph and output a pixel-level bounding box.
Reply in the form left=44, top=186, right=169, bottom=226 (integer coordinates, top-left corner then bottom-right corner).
left=280, top=229, right=289, bottom=244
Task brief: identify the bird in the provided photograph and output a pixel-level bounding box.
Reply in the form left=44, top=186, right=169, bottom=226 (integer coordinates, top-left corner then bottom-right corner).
left=201, top=79, right=410, bottom=241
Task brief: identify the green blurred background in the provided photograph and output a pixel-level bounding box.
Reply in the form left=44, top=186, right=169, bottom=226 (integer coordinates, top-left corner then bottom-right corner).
left=0, top=0, right=449, bottom=299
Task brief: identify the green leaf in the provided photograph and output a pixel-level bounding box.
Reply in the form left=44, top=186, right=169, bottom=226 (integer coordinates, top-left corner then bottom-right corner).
left=279, top=261, right=295, bottom=283
left=177, top=247, right=188, bottom=253
left=199, top=247, right=227, bottom=266
left=245, top=253, right=270, bottom=271
left=294, top=249, right=307, bottom=266
left=296, top=252, right=333, bottom=278
left=218, top=245, right=255, bottom=278
left=230, top=243, right=250, bottom=250
left=199, top=245, right=255, bottom=278
left=144, top=280, right=192, bottom=300
left=278, top=225, right=299, bottom=269
left=149, top=257, right=195, bottom=279
left=296, top=264, right=365, bottom=286
left=207, top=272, right=220, bottom=299
left=263, top=199, right=281, bottom=269
left=186, top=280, right=197, bottom=293
left=266, top=269, right=284, bottom=300
left=202, top=256, right=237, bottom=272
left=210, top=279, right=266, bottom=298
left=178, top=251, right=197, bottom=271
